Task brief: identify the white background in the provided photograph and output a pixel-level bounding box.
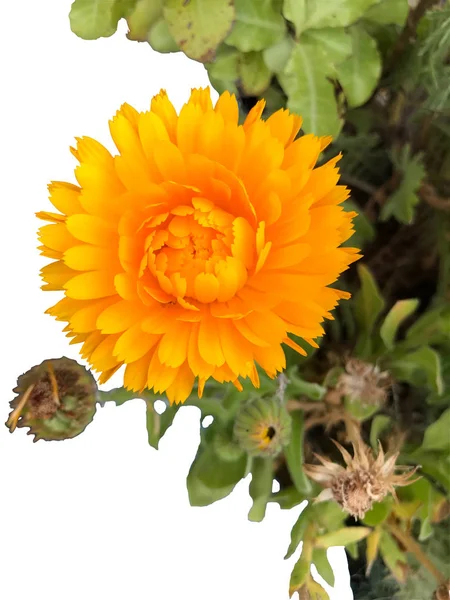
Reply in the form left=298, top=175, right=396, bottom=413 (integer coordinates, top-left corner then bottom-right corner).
left=0, top=2, right=352, bottom=598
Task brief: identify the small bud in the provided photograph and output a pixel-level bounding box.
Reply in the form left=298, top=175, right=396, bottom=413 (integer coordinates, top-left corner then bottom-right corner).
left=6, top=357, right=98, bottom=441
left=304, top=436, right=419, bottom=519
left=234, top=396, right=291, bottom=457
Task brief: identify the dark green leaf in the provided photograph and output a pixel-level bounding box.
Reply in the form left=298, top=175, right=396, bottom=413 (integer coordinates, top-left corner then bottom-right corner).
left=405, top=304, right=450, bottom=348
left=370, top=415, right=392, bottom=450
left=362, top=498, right=392, bottom=527
left=388, top=346, right=444, bottom=395
left=353, top=264, right=386, bottom=357
left=284, top=411, right=312, bottom=494
left=379, top=530, right=408, bottom=583
left=312, top=548, right=335, bottom=587
left=285, top=503, right=311, bottom=559
left=238, top=52, right=272, bottom=96
left=270, top=486, right=306, bottom=509
left=145, top=400, right=179, bottom=449
left=164, top=0, right=235, bottom=62
left=421, top=409, right=450, bottom=451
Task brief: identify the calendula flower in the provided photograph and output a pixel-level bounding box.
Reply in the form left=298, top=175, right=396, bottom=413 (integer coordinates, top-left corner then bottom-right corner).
left=38, top=88, right=359, bottom=404
left=337, top=358, right=391, bottom=406
left=6, top=358, right=97, bottom=441
left=304, top=437, right=419, bottom=519
left=234, top=395, right=291, bottom=457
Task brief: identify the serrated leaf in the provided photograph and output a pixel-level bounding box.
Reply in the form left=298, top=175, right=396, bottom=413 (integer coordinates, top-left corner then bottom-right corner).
left=145, top=400, right=179, bottom=449
left=370, top=415, right=392, bottom=450
left=284, top=410, right=312, bottom=495
left=389, top=346, right=444, bottom=395
left=285, top=503, right=311, bottom=559
left=379, top=530, right=408, bottom=583
left=365, top=528, right=381, bottom=575
left=381, top=148, right=426, bottom=224
left=226, top=0, right=286, bottom=52
left=248, top=457, right=274, bottom=522
left=299, top=0, right=380, bottom=32
left=421, top=409, right=450, bottom=451
left=289, top=540, right=313, bottom=597
left=279, top=41, right=343, bottom=137
left=363, top=0, right=408, bottom=26
left=164, top=0, right=235, bottom=62
left=70, top=0, right=132, bottom=39
left=238, top=52, right=272, bottom=96
left=148, top=17, right=178, bottom=52
left=315, top=526, right=371, bottom=548
left=335, top=25, right=381, bottom=107
left=282, top=0, right=306, bottom=36
left=354, top=264, right=386, bottom=357
left=263, top=37, right=294, bottom=72
left=380, top=299, right=419, bottom=350
left=312, top=548, right=335, bottom=587
left=127, top=0, right=161, bottom=41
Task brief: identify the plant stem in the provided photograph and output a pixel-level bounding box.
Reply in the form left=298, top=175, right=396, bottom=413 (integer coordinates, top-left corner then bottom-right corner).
left=388, top=520, right=447, bottom=584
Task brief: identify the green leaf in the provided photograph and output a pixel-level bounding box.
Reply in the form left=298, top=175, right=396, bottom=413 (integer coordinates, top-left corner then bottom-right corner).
left=370, top=415, right=392, bottom=450
left=335, top=25, right=382, bottom=107
left=308, top=579, right=331, bottom=600
left=405, top=304, right=450, bottom=348
left=346, top=541, right=359, bottom=560
left=285, top=503, right=311, bottom=559
left=312, top=548, right=335, bottom=587
left=289, top=540, right=313, bottom=596
left=380, top=299, right=420, bottom=350
left=282, top=0, right=306, bottom=36
left=97, top=387, right=143, bottom=406
left=148, top=17, right=178, bottom=52
left=206, top=46, right=239, bottom=94
left=298, top=0, right=380, bottom=32
left=238, top=52, right=272, bottom=96
left=278, top=41, right=343, bottom=137
left=226, top=0, right=286, bottom=53
left=312, top=501, right=346, bottom=531
left=419, top=516, right=433, bottom=541
left=286, top=369, right=326, bottom=401
left=126, top=0, right=161, bottom=41
left=381, top=147, right=426, bottom=224
left=263, top=37, right=294, bottom=73
left=363, top=0, right=409, bottom=26
left=248, top=457, right=274, bottom=522
left=163, top=0, right=235, bottom=62
left=145, top=400, right=179, bottom=449
left=344, top=398, right=381, bottom=422
left=421, top=409, right=450, bottom=452
left=353, top=264, right=386, bottom=357
left=315, top=526, right=371, bottom=548
left=70, top=0, right=133, bottom=40
left=284, top=410, right=312, bottom=495
left=389, top=346, right=444, bottom=395
left=362, top=498, right=392, bottom=527
left=379, top=530, right=407, bottom=583
left=270, top=486, right=306, bottom=509
left=302, top=27, right=353, bottom=68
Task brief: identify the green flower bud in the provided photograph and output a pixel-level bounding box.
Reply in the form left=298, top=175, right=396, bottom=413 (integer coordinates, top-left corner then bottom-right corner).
left=6, top=357, right=98, bottom=441
left=234, top=396, right=292, bottom=457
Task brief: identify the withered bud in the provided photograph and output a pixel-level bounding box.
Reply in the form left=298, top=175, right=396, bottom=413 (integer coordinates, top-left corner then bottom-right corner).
left=304, top=437, right=419, bottom=519
left=6, top=357, right=98, bottom=441
left=434, top=580, right=450, bottom=600
left=337, top=358, right=391, bottom=406
left=234, top=395, right=291, bottom=457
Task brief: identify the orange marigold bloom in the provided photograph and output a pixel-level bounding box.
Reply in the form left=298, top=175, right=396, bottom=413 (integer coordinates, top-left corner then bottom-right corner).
left=38, top=88, right=360, bottom=404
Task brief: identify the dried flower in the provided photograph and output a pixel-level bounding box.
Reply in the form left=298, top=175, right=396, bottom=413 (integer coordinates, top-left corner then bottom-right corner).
left=434, top=580, right=450, bottom=600
left=234, top=396, right=291, bottom=457
left=337, top=358, right=391, bottom=406
left=38, top=87, right=359, bottom=404
left=304, top=437, right=419, bottom=519
left=6, top=357, right=97, bottom=441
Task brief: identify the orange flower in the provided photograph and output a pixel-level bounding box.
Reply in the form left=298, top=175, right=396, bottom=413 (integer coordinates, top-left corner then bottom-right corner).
left=38, top=88, right=360, bottom=404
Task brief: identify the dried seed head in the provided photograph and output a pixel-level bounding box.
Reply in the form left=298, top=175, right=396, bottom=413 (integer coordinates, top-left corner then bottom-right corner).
left=6, top=357, right=98, bottom=441
left=234, top=395, right=291, bottom=457
left=304, top=436, right=419, bottom=519
left=337, top=358, right=391, bottom=406
left=434, top=580, right=450, bottom=600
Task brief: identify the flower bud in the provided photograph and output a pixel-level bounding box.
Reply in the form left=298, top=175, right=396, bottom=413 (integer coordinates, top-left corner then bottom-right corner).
left=6, top=357, right=98, bottom=441
left=234, top=396, right=291, bottom=457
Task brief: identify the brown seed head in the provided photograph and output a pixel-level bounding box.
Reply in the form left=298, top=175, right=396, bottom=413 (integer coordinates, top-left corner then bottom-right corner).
left=337, top=358, right=391, bottom=406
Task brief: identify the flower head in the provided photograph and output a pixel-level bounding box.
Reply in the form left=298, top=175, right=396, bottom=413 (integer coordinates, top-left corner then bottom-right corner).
left=6, top=358, right=97, bottom=441
left=304, top=437, right=419, bottom=519
left=337, top=358, right=391, bottom=406
left=38, top=88, right=359, bottom=404
left=234, top=395, right=291, bottom=457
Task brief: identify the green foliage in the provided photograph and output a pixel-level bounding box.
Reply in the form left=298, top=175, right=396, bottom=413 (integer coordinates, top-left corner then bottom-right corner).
left=284, top=410, right=312, bottom=494
left=353, top=264, right=386, bottom=357
left=70, top=0, right=135, bottom=40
